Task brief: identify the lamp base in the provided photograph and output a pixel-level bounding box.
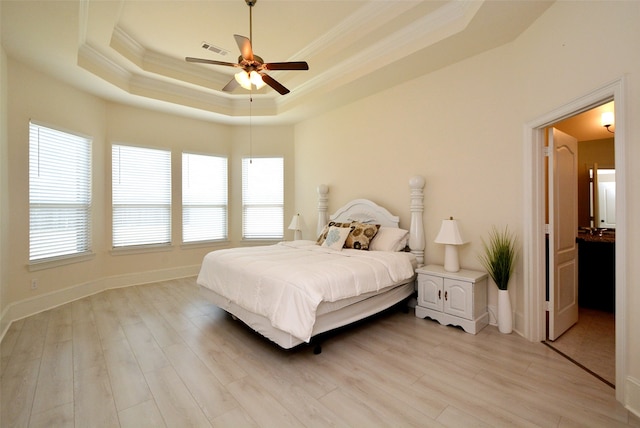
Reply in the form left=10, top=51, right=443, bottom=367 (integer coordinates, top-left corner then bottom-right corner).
left=443, top=244, right=460, bottom=272
left=293, top=230, right=302, bottom=241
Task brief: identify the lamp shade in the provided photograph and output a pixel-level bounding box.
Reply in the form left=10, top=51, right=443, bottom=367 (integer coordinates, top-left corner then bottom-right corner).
left=288, top=214, right=304, bottom=240
left=288, top=214, right=302, bottom=231
left=249, top=71, right=266, bottom=89
left=434, top=218, right=465, bottom=245
left=234, top=71, right=252, bottom=90
left=601, top=111, right=614, bottom=127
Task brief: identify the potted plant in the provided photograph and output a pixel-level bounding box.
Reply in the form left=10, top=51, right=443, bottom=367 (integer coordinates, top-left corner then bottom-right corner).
left=479, top=226, right=517, bottom=333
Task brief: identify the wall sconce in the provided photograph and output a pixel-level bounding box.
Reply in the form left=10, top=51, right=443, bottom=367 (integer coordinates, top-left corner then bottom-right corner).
left=288, top=213, right=304, bottom=240
left=601, top=111, right=615, bottom=133
left=434, top=217, right=466, bottom=272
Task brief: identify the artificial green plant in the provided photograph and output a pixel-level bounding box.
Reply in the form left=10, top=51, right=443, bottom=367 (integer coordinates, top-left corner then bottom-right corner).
left=478, top=226, right=517, bottom=290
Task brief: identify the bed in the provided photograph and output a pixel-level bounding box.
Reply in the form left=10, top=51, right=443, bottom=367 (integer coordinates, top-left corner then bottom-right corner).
left=197, top=176, right=425, bottom=351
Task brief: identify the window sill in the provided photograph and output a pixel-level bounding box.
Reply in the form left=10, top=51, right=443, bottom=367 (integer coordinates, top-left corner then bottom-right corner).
left=180, top=240, right=230, bottom=250
left=28, top=252, right=96, bottom=272
left=110, top=244, right=173, bottom=256
left=239, top=239, right=282, bottom=247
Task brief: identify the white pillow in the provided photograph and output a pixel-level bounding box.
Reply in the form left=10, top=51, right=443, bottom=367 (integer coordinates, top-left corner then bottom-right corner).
left=369, top=227, right=409, bottom=252
left=321, top=226, right=351, bottom=250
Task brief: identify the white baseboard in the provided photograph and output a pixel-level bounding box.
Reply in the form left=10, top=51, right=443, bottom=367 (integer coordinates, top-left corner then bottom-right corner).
left=626, top=376, right=640, bottom=418
left=0, top=265, right=200, bottom=341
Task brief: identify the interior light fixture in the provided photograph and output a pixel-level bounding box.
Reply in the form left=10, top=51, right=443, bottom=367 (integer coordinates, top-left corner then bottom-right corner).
left=434, top=217, right=466, bottom=272
left=601, top=111, right=615, bottom=133
left=234, top=71, right=252, bottom=90
left=234, top=70, right=266, bottom=91
left=250, top=71, right=266, bottom=89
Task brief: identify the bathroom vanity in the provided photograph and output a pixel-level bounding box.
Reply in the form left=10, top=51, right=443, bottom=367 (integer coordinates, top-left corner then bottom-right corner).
left=577, top=230, right=615, bottom=312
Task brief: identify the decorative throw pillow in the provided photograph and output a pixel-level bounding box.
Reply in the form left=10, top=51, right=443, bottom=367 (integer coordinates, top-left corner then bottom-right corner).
left=345, top=222, right=380, bottom=250
left=316, top=221, right=353, bottom=245
left=321, top=226, right=352, bottom=250
left=369, top=227, right=410, bottom=252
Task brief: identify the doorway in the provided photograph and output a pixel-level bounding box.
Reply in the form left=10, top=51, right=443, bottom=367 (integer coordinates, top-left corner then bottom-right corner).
left=522, top=78, right=627, bottom=403
left=544, top=102, right=616, bottom=386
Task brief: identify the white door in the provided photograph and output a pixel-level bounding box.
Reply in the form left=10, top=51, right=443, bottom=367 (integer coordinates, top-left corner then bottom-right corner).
left=548, top=128, right=579, bottom=340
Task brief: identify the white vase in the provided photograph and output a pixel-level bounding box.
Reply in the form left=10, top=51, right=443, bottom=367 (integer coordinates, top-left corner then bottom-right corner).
left=498, top=289, right=513, bottom=334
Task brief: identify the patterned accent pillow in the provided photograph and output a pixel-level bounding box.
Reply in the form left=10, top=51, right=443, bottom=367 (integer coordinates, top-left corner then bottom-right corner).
left=345, top=222, right=380, bottom=250
left=321, top=226, right=352, bottom=250
left=316, top=221, right=353, bottom=245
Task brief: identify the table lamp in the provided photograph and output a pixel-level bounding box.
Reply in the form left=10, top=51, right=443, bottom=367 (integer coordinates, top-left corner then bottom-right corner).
left=434, top=217, right=466, bottom=272
left=288, top=213, right=303, bottom=240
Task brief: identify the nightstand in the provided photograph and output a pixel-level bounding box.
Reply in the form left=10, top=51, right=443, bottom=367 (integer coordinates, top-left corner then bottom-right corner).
left=415, top=265, right=489, bottom=334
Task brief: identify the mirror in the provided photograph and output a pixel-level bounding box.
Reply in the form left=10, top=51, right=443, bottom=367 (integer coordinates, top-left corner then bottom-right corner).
left=590, top=167, right=616, bottom=229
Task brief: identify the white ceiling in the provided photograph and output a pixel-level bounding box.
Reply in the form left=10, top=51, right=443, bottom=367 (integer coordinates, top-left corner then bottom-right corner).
left=2, top=0, right=554, bottom=125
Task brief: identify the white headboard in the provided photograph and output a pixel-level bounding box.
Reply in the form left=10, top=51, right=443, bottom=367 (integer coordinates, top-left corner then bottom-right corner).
left=316, top=176, right=425, bottom=266
left=330, top=199, right=400, bottom=227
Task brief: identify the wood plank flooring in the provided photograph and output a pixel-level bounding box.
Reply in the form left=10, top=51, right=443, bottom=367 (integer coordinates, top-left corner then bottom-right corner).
left=546, top=307, right=615, bottom=386
left=2, top=277, right=638, bottom=427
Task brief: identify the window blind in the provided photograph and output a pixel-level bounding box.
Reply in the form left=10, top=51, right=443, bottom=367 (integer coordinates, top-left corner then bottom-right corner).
left=112, top=144, right=171, bottom=248
left=29, top=122, right=92, bottom=261
left=182, top=153, right=228, bottom=243
left=242, top=157, right=284, bottom=239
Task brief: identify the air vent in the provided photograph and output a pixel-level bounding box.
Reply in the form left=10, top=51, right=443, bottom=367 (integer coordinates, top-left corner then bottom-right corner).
left=201, top=42, right=229, bottom=56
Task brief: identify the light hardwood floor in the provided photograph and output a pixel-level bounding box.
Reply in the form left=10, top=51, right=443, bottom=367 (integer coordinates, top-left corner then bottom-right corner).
left=546, top=307, right=616, bottom=387
left=2, top=277, right=638, bottom=427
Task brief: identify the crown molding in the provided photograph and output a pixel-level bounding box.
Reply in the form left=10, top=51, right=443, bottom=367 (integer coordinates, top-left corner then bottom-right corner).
left=76, top=0, right=483, bottom=121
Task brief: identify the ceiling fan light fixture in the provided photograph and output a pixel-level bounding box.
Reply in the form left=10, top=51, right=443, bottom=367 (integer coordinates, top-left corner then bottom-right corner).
left=250, top=71, right=266, bottom=89
left=186, top=0, right=307, bottom=95
left=234, top=71, right=252, bottom=90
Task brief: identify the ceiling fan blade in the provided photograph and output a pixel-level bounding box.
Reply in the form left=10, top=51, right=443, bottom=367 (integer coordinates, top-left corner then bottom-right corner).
left=233, top=34, right=254, bottom=61
left=261, top=74, right=290, bottom=95
left=222, top=77, right=239, bottom=92
left=186, top=57, right=240, bottom=68
left=264, top=62, right=309, bottom=71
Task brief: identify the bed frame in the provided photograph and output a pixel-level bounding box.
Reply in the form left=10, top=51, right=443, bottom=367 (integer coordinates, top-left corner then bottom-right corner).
left=200, top=176, right=425, bottom=352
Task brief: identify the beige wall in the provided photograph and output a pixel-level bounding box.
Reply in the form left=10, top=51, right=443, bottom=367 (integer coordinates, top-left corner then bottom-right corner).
left=293, top=1, right=640, bottom=414
left=1, top=60, right=295, bottom=333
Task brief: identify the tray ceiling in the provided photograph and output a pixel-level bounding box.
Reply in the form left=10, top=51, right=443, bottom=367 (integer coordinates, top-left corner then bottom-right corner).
left=1, top=0, right=553, bottom=124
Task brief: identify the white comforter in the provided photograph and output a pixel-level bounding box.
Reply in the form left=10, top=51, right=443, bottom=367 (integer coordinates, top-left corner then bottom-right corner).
left=196, top=240, right=416, bottom=342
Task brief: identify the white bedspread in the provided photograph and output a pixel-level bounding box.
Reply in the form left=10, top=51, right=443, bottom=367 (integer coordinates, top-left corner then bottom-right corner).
left=196, top=240, right=416, bottom=342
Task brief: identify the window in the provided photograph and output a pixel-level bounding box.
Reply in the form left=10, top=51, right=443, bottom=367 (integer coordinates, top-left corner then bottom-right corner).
left=29, top=122, right=92, bottom=262
left=112, top=144, right=171, bottom=248
left=182, top=153, right=228, bottom=243
left=242, top=157, right=284, bottom=239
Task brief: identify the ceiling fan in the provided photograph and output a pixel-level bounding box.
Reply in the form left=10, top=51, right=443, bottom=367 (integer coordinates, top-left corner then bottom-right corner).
left=185, top=0, right=309, bottom=95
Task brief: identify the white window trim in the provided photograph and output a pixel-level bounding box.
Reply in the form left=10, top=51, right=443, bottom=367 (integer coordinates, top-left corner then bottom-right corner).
left=28, top=121, right=93, bottom=264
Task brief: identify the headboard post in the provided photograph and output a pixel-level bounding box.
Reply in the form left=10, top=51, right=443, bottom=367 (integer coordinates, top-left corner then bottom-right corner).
left=409, top=176, right=426, bottom=266
left=317, top=184, right=329, bottom=237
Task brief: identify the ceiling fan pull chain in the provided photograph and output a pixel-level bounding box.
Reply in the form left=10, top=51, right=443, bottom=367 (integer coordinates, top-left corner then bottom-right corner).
left=249, top=97, right=252, bottom=164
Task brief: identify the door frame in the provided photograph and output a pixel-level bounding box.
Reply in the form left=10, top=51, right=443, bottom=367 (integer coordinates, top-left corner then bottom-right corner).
left=522, top=78, right=626, bottom=402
